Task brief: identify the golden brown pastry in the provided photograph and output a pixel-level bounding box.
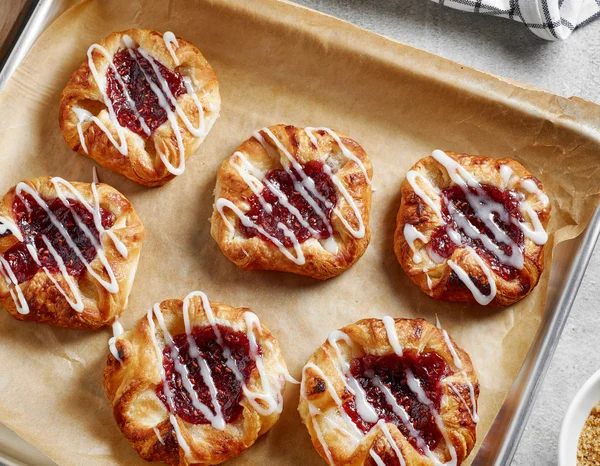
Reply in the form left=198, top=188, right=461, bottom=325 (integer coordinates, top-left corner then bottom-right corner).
left=298, top=317, right=479, bottom=466
left=210, top=124, right=373, bottom=280
left=59, top=29, right=220, bottom=187
left=394, top=150, right=550, bottom=306
left=104, top=292, right=292, bottom=466
left=0, top=176, right=145, bottom=329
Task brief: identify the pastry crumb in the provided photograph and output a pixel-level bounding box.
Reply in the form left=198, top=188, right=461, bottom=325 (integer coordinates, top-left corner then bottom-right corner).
left=577, top=401, right=600, bottom=465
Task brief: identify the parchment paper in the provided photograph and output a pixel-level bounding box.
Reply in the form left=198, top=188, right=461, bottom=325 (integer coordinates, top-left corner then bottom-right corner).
left=0, top=0, right=599, bottom=465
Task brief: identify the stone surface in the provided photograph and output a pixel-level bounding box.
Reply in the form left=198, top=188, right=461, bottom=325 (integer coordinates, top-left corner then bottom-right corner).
left=293, top=1, right=600, bottom=465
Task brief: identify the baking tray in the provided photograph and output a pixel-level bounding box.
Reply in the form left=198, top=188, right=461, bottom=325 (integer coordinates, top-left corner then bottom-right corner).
left=0, top=1, right=599, bottom=465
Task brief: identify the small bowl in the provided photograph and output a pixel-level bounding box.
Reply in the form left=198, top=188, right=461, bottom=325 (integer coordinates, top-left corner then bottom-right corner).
left=559, top=368, right=600, bottom=466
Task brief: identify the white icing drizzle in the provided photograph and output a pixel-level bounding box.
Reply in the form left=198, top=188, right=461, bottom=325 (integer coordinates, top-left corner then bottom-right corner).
left=447, top=376, right=479, bottom=424
left=500, top=165, right=514, bottom=188
left=155, top=300, right=226, bottom=430
left=241, top=311, right=285, bottom=416
left=403, top=151, right=549, bottom=305
left=520, top=178, right=550, bottom=207
left=446, top=200, right=523, bottom=269
left=405, top=368, right=458, bottom=466
left=382, top=316, right=403, bottom=356
left=0, top=178, right=122, bottom=315
left=153, top=426, right=165, bottom=445
left=424, top=268, right=433, bottom=290
left=380, top=319, right=457, bottom=465
left=89, top=181, right=128, bottom=259
left=85, top=42, right=142, bottom=152
left=144, top=291, right=286, bottom=452
left=299, top=362, right=358, bottom=466
left=430, top=150, right=477, bottom=185
left=307, top=402, right=336, bottom=465
left=372, top=376, right=435, bottom=462
left=406, top=171, right=442, bottom=219
left=322, top=162, right=366, bottom=239
left=77, top=32, right=207, bottom=176
left=403, top=224, right=427, bottom=264
left=0, top=256, right=29, bottom=314
left=260, top=127, right=367, bottom=240
left=302, top=362, right=363, bottom=442
left=73, top=108, right=92, bottom=154
left=435, top=318, right=479, bottom=424
left=328, top=331, right=378, bottom=423
left=435, top=316, right=462, bottom=369
left=108, top=318, right=124, bottom=364
left=146, top=307, right=195, bottom=461
left=54, top=177, right=127, bottom=260
left=432, top=151, right=524, bottom=270
left=369, top=449, right=386, bottom=466
left=377, top=420, right=407, bottom=466
left=162, top=31, right=180, bottom=66
left=518, top=202, right=549, bottom=245
left=302, top=323, right=472, bottom=466
left=448, top=246, right=496, bottom=306
left=460, top=371, right=480, bottom=423
left=304, top=127, right=371, bottom=184
left=0, top=217, right=23, bottom=241
left=40, top=237, right=85, bottom=312
left=215, top=127, right=368, bottom=263
left=264, top=340, right=300, bottom=384
left=255, top=129, right=335, bottom=219
left=215, top=198, right=305, bottom=265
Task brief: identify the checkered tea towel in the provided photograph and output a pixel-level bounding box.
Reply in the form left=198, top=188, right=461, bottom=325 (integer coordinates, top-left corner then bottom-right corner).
left=433, top=0, right=600, bottom=40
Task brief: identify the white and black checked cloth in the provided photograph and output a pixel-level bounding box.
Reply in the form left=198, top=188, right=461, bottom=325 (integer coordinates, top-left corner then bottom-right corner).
left=433, top=0, right=600, bottom=40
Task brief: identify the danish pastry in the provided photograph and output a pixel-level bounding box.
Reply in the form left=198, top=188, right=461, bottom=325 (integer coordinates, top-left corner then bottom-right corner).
left=104, top=291, right=292, bottom=466
left=394, top=150, right=550, bottom=306
left=298, top=317, right=479, bottom=466
left=0, top=176, right=144, bottom=329
left=59, top=29, right=220, bottom=187
left=210, top=125, right=373, bottom=280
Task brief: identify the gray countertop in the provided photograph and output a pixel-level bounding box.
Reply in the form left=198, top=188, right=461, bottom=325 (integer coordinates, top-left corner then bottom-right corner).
left=293, top=1, right=600, bottom=465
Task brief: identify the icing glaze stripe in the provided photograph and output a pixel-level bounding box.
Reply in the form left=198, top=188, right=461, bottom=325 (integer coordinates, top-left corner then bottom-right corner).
left=142, top=291, right=287, bottom=449
left=403, top=150, right=549, bottom=305
left=301, top=321, right=468, bottom=466
left=108, top=318, right=125, bottom=365
left=0, top=178, right=121, bottom=315
left=146, top=307, right=196, bottom=461
left=216, top=127, right=368, bottom=263
left=77, top=32, right=208, bottom=177
left=436, top=317, right=479, bottom=424
left=305, top=127, right=371, bottom=185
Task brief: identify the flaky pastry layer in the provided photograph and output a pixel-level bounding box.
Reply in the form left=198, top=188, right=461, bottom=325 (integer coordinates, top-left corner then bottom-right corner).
left=59, top=29, right=220, bottom=187
left=211, top=124, right=373, bottom=280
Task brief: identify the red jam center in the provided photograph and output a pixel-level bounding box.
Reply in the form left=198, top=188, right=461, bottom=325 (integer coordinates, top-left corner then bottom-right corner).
left=429, top=184, right=525, bottom=283
left=239, top=160, right=337, bottom=248
left=106, top=48, right=186, bottom=137
left=156, top=325, right=257, bottom=425
left=343, top=352, right=450, bottom=454
left=2, top=195, right=114, bottom=284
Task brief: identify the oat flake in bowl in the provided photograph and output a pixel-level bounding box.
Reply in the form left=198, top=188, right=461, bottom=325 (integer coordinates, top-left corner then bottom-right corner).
left=578, top=401, right=600, bottom=465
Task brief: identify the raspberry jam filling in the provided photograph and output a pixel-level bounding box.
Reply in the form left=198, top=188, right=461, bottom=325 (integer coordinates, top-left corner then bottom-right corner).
left=343, top=352, right=451, bottom=453
left=156, top=325, right=257, bottom=425
left=429, top=184, right=525, bottom=282
left=106, top=48, right=186, bottom=137
left=2, top=194, right=114, bottom=284
left=239, top=160, right=337, bottom=247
